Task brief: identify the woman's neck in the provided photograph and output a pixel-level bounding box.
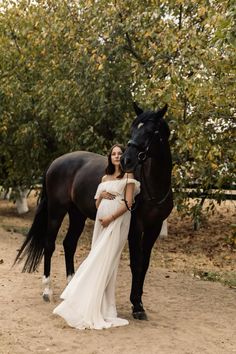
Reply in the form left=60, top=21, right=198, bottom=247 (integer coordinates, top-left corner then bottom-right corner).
left=108, top=169, right=121, bottom=180
left=113, top=166, right=120, bottom=176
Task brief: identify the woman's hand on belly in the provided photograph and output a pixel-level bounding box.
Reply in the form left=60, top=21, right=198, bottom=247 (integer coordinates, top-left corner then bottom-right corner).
left=99, top=215, right=114, bottom=227
left=100, top=191, right=116, bottom=200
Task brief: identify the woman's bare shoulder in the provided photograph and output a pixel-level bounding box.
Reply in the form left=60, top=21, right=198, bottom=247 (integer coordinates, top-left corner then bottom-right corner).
left=101, top=175, right=108, bottom=182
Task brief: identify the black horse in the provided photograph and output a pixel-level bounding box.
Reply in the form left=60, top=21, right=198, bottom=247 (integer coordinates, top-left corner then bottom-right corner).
left=15, top=103, right=173, bottom=320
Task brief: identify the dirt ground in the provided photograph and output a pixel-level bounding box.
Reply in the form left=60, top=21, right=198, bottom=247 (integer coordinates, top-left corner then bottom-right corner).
left=0, top=196, right=235, bottom=354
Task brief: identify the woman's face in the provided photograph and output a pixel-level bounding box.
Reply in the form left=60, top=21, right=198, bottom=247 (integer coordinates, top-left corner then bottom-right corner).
left=111, top=146, right=123, bottom=167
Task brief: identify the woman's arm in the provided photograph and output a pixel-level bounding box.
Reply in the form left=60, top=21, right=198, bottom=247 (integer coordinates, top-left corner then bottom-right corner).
left=113, top=182, right=134, bottom=218
left=95, top=195, right=102, bottom=209
left=99, top=174, right=135, bottom=227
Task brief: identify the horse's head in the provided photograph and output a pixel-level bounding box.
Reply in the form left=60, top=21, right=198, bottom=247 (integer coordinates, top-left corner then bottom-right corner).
left=120, top=103, right=170, bottom=172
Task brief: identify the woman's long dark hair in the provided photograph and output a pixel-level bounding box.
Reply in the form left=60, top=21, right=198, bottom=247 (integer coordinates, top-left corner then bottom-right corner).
left=105, top=144, right=125, bottom=178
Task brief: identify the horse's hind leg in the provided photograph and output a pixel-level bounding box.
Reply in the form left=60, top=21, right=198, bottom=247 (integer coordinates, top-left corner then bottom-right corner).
left=63, top=204, right=86, bottom=283
left=43, top=207, right=66, bottom=302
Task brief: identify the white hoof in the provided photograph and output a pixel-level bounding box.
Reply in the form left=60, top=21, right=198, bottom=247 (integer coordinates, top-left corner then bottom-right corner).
left=67, top=274, right=74, bottom=284
left=42, top=276, right=52, bottom=302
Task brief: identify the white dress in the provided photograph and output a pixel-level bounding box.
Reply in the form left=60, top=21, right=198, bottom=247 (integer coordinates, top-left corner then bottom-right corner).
left=53, top=177, right=140, bottom=330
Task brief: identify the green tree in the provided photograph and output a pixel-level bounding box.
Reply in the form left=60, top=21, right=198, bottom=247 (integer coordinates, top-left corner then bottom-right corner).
left=0, top=0, right=235, bottom=220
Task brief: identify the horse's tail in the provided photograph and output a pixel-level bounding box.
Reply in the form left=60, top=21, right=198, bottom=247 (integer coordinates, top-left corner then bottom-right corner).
left=14, top=176, right=48, bottom=273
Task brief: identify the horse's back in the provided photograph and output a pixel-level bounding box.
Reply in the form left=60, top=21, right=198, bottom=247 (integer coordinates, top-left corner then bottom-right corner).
left=46, top=151, right=107, bottom=219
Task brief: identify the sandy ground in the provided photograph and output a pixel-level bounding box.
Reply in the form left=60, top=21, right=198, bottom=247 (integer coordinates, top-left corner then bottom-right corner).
left=0, top=198, right=236, bottom=354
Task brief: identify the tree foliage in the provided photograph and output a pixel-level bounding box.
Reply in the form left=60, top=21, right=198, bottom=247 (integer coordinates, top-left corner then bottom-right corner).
left=0, top=0, right=235, bottom=217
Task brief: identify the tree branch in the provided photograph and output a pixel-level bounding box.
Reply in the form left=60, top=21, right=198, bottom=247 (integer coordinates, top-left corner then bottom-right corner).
left=178, top=4, right=183, bottom=31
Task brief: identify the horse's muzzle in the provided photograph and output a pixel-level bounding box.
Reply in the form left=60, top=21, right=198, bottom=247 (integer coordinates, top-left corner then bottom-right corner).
left=120, top=155, right=137, bottom=173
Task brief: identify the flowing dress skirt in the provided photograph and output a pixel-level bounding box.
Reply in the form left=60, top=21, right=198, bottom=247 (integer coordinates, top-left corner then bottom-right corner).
left=53, top=194, right=131, bottom=330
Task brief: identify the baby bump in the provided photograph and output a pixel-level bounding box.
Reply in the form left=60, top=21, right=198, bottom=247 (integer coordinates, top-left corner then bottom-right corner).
left=97, top=198, right=122, bottom=218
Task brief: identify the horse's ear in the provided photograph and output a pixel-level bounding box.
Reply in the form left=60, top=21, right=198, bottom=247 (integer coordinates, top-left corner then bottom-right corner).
left=133, top=102, right=143, bottom=116
left=156, top=104, right=168, bottom=118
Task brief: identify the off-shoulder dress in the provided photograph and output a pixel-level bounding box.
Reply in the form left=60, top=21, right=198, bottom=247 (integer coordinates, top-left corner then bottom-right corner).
left=53, top=177, right=140, bottom=330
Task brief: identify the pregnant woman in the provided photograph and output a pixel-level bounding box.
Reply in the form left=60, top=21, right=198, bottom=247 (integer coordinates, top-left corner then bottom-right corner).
left=53, top=144, right=140, bottom=330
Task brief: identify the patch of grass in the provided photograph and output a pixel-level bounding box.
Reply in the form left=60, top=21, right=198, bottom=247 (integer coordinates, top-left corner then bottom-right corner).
left=1, top=224, right=29, bottom=236
left=193, top=269, right=236, bottom=288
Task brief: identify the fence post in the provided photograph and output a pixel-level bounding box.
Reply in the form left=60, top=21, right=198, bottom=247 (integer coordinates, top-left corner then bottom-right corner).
left=160, top=219, right=168, bottom=237
left=16, top=189, right=29, bottom=214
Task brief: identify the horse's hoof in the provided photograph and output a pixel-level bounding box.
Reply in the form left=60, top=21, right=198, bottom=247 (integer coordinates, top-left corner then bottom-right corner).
left=42, top=288, right=53, bottom=302
left=42, top=293, right=50, bottom=302
left=132, top=310, right=148, bottom=321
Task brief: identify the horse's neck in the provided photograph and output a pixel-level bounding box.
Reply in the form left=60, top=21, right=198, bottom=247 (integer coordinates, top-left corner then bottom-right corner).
left=146, top=158, right=170, bottom=181
left=141, top=149, right=172, bottom=196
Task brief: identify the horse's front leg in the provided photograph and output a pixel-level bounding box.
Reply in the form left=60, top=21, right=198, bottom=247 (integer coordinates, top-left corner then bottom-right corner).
left=129, top=220, right=163, bottom=320
left=128, top=220, right=147, bottom=320
left=43, top=211, right=65, bottom=302
left=139, top=222, right=163, bottom=307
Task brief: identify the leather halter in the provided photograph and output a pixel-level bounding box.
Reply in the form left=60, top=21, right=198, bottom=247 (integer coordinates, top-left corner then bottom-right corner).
left=124, top=124, right=171, bottom=209
left=127, top=128, right=161, bottom=163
